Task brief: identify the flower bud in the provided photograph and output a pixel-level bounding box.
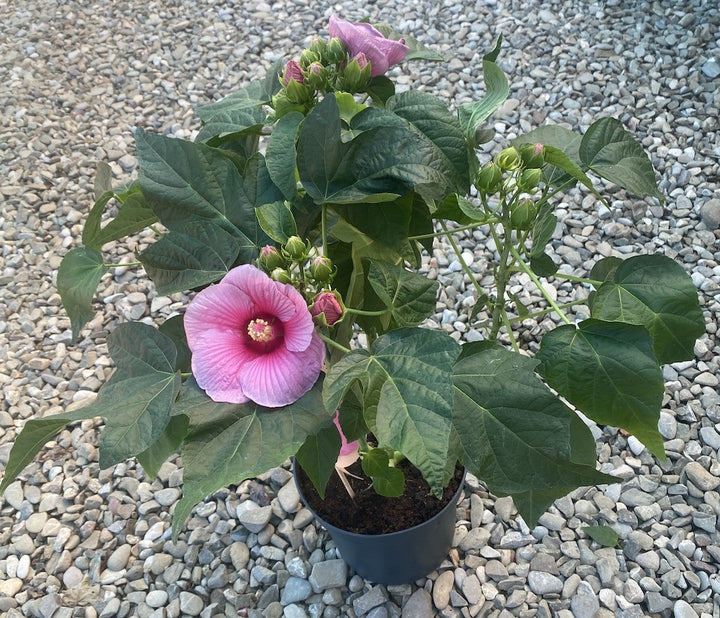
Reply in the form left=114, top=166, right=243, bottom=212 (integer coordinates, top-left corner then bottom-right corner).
left=271, top=91, right=307, bottom=119
left=475, top=162, right=504, bottom=194
left=258, top=245, right=286, bottom=271
left=299, top=49, right=321, bottom=69
left=326, top=37, right=348, bottom=64
left=310, top=291, right=344, bottom=326
left=309, top=37, right=327, bottom=61
left=285, top=78, right=314, bottom=104
left=510, top=198, right=538, bottom=230
left=518, top=168, right=543, bottom=192
left=304, top=62, right=329, bottom=91
left=284, top=235, right=308, bottom=260
left=282, top=59, right=304, bottom=86
left=309, top=256, right=335, bottom=282
left=339, top=52, right=372, bottom=92
left=520, top=143, right=545, bottom=169
left=270, top=268, right=292, bottom=284
left=495, top=146, right=522, bottom=171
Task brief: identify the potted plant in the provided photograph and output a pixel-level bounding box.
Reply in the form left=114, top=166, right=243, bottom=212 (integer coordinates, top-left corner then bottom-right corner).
left=0, top=16, right=705, bottom=584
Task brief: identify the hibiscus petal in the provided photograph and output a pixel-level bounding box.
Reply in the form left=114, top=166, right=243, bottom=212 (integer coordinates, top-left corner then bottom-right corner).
left=238, top=332, right=325, bottom=407
left=226, top=264, right=297, bottom=322
left=190, top=331, right=257, bottom=403
left=281, top=288, right=315, bottom=352
left=184, top=283, right=253, bottom=344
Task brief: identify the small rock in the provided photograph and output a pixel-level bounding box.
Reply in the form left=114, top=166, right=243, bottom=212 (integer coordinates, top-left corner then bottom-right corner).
left=0, top=578, right=23, bottom=596
left=684, top=462, right=720, bottom=491
left=701, top=59, right=720, bottom=79
left=571, top=582, right=600, bottom=618
left=308, top=559, right=347, bottom=592
left=106, top=544, right=133, bottom=571
left=146, top=590, right=168, bottom=608
left=238, top=505, right=273, bottom=533
left=179, top=591, right=204, bottom=616
left=433, top=570, right=455, bottom=609
left=673, top=599, right=699, bottom=618
left=528, top=571, right=563, bottom=595
left=229, top=542, right=250, bottom=570
left=281, top=577, right=312, bottom=605
left=402, top=589, right=433, bottom=618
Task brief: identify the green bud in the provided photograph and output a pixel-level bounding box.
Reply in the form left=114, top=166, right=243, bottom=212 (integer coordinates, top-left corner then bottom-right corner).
left=299, top=49, right=321, bottom=69
left=339, top=53, right=372, bottom=93
left=284, top=235, right=307, bottom=260
left=308, top=256, right=334, bottom=283
left=495, top=146, right=522, bottom=171
left=519, top=143, right=545, bottom=168
left=326, top=37, right=347, bottom=64
left=270, top=268, right=292, bottom=284
left=309, top=38, right=327, bottom=61
left=304, top=62, right=330, bottom=91
left=518, top=168, right=543, bottom=192
left=271, top=91, right=307, bottom=119
left=475, top=162, right=504, bottom=194
left=258, top=245, right=286, bottom=271
left=285, top=78, right=314, bottom=104
left=510, top=198, right=538, bottom=230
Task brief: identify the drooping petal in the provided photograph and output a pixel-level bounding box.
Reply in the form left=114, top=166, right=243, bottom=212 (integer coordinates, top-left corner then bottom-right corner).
left=238, top=332, right=325, bottom=407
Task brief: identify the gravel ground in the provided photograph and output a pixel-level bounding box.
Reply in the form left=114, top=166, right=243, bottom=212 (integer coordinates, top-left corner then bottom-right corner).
left=1, top=1, right=719, bottom=617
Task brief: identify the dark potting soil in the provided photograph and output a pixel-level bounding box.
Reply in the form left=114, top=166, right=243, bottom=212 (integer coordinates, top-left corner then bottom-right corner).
left=296, top=460, right=464, bottom=535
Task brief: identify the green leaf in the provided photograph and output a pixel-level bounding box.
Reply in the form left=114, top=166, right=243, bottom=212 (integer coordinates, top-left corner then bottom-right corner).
left=135, top=129, right=277, bottom=257
left=542, top=145, right=605, bottom=204
left=530, top=252, right=558, bottom=277
left=57, top=247, right=108, bottom=342
left=255, top=201, right=297, bottom=244
left=94, top=160, right=114, bottom=199
left=265, top=111, right=303, bottom=200
left=296, top=424, right=341, bottom=499
left=324, top=328, right=461, bottom=496
left=582, top=525, right=620, bottom=547
left=387, top=90, right=472, bottom=193
left=589, top=255, right=705, bottom=364
left=434, top=194, right=487, bottom=225
left=362, top=448, right=405, bottom=497
left=366, top=261, right=438, bottom=327
left=83, top=188, right=158, bottom=250
left=172, top=381, right=330, bottom=537
left=0, top=406, right=101, bottom=495
left=366, top=75, right=395, bottom=104
left=458, top=37, right=509, bottom=142
left=139, top=221, right=241, bottom=294
left=536, top=319, right=665, bottom=457
left=136, top=414, right=189, bottom=479
left=579, top=118, right=663, bottom=202
left=297, top=95, right=453, bottom=204
left=196, top=107, right=265, bottom=144
left=451, top=342, right=613, bottom=524
left=84, top=323, right=181, bottom=467
left=530, top=205, right=557, bottom=258
left=511, top=125, right=582, bottom=189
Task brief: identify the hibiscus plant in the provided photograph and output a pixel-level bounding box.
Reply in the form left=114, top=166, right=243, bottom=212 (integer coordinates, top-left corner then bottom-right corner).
left=1, top=17, right=705, bottom=536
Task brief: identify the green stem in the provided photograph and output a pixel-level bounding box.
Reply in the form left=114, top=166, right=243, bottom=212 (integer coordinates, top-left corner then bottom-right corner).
left=409, top=217, right=500, bottom=241
left=149, top=225, right=164, bottom=236
left=519, top=299, right=588, bottom=321
left=344, top=307, right=389, bottom=317
left=104, top=261, right=142, bottom=268
left=508, top=244, right=572, bottom=325
left=319, top=332, right=352, bottom=354
left=551, top=271, right=603, bottom=287
left=439, top=219, right=488, bottom=310
left=321, top=204, right=328, bottom=256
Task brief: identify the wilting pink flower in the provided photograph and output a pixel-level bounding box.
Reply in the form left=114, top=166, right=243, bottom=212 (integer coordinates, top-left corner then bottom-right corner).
left=184, top=265, right=325, bottom=407
left=333, top=410, right=359, bottom=468
left=283, top=59, right=304, bottom=86
left=310, top=291, right=344, bottom=326
left=328, top=15, right=409, bottom=77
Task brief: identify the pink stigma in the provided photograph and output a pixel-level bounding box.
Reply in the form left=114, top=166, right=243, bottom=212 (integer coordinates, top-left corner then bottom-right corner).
left=247, top=318, right=275, bottom=343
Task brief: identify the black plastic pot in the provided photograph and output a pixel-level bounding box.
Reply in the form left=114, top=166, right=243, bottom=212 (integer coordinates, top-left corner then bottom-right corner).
left=294, top=464, right=465, bottom=585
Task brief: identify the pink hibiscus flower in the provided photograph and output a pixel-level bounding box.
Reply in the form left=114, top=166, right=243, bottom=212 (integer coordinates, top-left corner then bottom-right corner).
left=329, top=15, right=409, bottom=77
left=184, top=264, right=325, bottom=407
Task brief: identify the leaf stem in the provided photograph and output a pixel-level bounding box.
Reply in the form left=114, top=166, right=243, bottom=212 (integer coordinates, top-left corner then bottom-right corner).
left=344, top=307, right=389, bottom=317
left=104, top=261, right=142, bottom=268
left=319, top=332, right=351, bottom=354
left=439, top=220, right=487, bottom=310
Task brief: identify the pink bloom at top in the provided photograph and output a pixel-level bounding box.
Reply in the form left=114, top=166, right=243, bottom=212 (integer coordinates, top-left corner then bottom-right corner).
left=184, top=264, right=325, bottom=407
left=283, top=59, right=304, bottom=86
left=328, top=15, right=409, bottom=77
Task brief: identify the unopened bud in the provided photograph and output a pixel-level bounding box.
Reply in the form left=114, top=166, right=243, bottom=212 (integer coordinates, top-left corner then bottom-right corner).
left=284, top=235, right=308, bottom=260
left=339, top=53, right=372, bottom=92
left=510, top=198, right=538, bottom=230
left=475, top=162, right=504, bottom=194
left=495, top=146, right=522, bottom=171
left=518, top=168, right=543, bottom=192
left=309, top=256, right=334, bottom=282
left=304, top=62, right=329, bottom=91
left=270, top=268, right=292, bottom=284
left=282, top=59, right=304, bottom=87
left=299, top=49, right=321, bottom=69
left=310, top=291, right=344, bottom=326
left=258, top=245, right=285, bottom=271
left=326, top=37, right=347, bottom=64
left=520, top=143, right=545, bottom=169
left=271, top=91, right=307, bottom=119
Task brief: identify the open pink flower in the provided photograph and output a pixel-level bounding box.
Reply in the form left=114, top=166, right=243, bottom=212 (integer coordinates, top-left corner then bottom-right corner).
left=184, top=265, right=325, bottom=407
left=328, top=15, right=409, bottom=77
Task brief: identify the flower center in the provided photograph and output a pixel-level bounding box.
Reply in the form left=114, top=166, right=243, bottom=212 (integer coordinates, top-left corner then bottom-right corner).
left=247, top=318, right=275, bottom=343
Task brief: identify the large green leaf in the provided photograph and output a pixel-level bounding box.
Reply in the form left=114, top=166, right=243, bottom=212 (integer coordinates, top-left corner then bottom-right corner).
left=434, top=194, right=488, bottom=226
left=451, top=342, right=612, bottom=524
left=135, top=130, right=276, bottom=255
left=255, top=201, right=297, bottom=244
left=172, top=381, right=330, bottom=537
left=57, top=247, right=108, bottom=342
left=87, top=323, right=182, bottom=467
left=536, top=319, right=664, bottom=457
left=265, top=111, right=303, bottom=201
left=589, top=255, right=704, bottom=363
left=139, top=220, right=242, bottom=294
left=387, top=90, right=472, bottom=193
left=195, top=107, right=265, bottom=144
left=579, top=118, right=663, bottom=201
left=458, top=37, right=509, bottom=143
left=295, top=424, right=341, bottom=499
left=324, top=328, right=461, bottom=495
left=297, top=95, right=453, bottom=204
left=366, top=261, right=438, bottom=327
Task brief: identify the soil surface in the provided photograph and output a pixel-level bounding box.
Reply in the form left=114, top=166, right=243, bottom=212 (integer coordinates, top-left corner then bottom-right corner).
left=296, top=459, right=464, bottom=535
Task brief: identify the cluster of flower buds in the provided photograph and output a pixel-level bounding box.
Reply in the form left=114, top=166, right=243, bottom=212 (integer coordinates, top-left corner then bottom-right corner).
left=257, top=237, right=344, bottom=325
